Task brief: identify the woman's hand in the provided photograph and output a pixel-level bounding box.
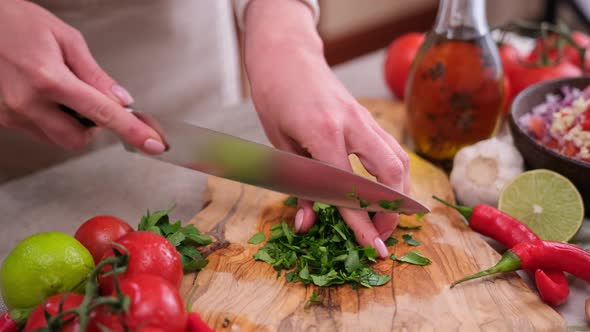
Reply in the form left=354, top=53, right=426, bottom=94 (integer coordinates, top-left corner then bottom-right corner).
left=0, top=0, right=165, bottom=153
left=243, top=0, right=410, bottom=258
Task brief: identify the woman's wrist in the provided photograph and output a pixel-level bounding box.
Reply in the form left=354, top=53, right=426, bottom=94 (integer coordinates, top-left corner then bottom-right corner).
left=243, top=0, right=325, bottom=95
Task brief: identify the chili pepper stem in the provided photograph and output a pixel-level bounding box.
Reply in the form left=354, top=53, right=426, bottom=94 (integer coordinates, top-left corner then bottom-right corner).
left=450, top=250, right=523, bottom=288
left=432, top=196, right=473, bottom=221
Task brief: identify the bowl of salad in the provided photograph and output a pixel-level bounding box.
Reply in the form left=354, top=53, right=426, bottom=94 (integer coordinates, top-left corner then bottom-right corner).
left=509, top=76, right=590, bottom=211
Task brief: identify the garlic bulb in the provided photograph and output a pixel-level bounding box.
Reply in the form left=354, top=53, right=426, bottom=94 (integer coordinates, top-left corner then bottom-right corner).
left=450, top=137, right=524, bottom=207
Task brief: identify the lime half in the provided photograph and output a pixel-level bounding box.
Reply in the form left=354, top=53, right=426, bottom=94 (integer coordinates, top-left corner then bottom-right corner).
left=498, top=169, right=584, bottom=242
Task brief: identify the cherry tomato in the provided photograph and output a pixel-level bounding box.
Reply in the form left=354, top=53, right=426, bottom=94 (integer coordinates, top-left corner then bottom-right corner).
left=564, top=31, right=590, bottom=71
left=99, top=231, right=183, bottom=294
left=94, top=274, right=187, bottom=332
left=528, top=31, right=590, bottom=72
left=24, top=293, right=85, bottom=332
left=510, top=60, right=581, bottom=98
left=384, top=32, right=425, bottom=100
left=75, top=216, right=134, bottom=264
left=498, top=43, right=521, bottom=79
left=186, top=312, right=215, bottom=332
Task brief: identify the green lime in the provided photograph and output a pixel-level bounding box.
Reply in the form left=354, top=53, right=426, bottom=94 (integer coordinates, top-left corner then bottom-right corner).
left=498, top=169, right=584, bottom=242
left=0, top=232, right=94, bottom=310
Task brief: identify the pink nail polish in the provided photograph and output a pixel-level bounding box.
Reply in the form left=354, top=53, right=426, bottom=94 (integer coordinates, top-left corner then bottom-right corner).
left=374, top=238, right=389, bottom=258
left=143, top=138, right=166, bottom=154
left=294, top=209, right=304, bottom=232
left=111, top=84, right=134, bottom=105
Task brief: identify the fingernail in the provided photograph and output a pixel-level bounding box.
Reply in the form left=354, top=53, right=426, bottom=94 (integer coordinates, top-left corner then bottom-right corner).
left=111, top=84, right=134, bottom=105
left=143, top=138, right=166, bottom=154
left=374, top=238, right=389, bottom=258
left=294, top=209, right=304, bottom=232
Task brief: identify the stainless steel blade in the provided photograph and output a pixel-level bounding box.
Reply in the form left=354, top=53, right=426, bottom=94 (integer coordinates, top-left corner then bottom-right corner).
left=124, top=113, right=429, bottom=214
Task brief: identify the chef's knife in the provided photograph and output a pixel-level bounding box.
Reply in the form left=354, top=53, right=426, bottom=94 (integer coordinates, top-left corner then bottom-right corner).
left=121, top=112, right=429, bottom=215
left=60, top=107, right=428, bottom=214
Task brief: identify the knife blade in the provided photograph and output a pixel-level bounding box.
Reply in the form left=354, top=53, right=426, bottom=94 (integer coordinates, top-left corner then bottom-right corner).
left=121, top=112, right=429, bottom=214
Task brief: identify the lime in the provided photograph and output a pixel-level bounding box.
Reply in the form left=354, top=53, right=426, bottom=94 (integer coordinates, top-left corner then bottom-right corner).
left=0, top=232, right=94, bottom=310
left=498, top=169, right=584, bottom=242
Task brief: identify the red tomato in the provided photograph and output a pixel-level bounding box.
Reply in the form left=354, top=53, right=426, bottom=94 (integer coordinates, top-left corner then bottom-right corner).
left=498, top=43, right=521, bottom=79
left=502, top=74, right=512, bottom=114
left=24, top=293, right=85, bottom=332
left=94, top=275, right=187, bottom=332
left=99, top=231, right=183, bottom=295
left=186, top=312, right=215, bottom=332
left=510, top=60, right=582, bottom=98
left=384, top=32, right=425, bottom=100
left=75, top=216, right=134, bottom=264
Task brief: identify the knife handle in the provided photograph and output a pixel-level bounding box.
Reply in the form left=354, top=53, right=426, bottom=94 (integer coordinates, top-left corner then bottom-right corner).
left=59, top=105, right=96, bottom=128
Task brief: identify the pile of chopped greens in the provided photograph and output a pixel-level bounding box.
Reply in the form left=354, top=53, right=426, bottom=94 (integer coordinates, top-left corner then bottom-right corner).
left=251, top=200, right=391, bottom=288
left=251, top=197, right=433, bottom=289
left=138, top=207, right=213, bottom=273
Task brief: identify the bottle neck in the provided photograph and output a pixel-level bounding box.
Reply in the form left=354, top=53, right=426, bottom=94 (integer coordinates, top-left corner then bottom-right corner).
left=433, top=0, right=488, bottom=39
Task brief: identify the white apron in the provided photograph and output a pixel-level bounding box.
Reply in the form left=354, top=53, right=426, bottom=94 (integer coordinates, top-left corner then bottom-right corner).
left=0, top=0, right=241, bottom=183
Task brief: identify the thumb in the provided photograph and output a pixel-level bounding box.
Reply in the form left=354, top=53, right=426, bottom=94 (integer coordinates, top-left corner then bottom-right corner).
left=56, top=27, right=134, bottom=106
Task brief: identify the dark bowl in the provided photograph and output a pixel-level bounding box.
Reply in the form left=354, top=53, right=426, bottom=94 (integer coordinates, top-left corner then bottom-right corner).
left=509, top=76, right=590, bottom=214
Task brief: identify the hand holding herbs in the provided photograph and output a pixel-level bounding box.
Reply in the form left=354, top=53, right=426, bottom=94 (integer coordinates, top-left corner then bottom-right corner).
left=250, top=201, right=431, bottom=289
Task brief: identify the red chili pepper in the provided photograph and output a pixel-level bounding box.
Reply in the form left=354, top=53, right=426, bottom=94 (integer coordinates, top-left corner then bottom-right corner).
left=0, top=312, right=18, bottom=332
left=433, top=196, right=569, bottom=305
left=186, top=312, right=214, bottom=332
left=451, top=240, right=590, bottom=288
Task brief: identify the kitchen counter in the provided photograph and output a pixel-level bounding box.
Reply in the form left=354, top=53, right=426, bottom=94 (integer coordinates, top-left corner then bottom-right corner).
left=1, top=50, right=589, bottom=330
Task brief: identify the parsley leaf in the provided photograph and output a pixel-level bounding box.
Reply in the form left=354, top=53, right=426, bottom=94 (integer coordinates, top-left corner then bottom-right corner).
left=416, top=212, right=428, bottom=220
left=248, top=232, right=266, bottom=244
left=284, top=196, right=298, bottom=207
left=393, top=251, right=431, bottom=266
left=138, top=207, right=212, bottom=273
left=385, top=237, right=399, bottom=246
left=402, top=233, right=420, bottom=246
left=398, top=224, right=422, bottom=230
left=378, top=199, right=403, bottom=211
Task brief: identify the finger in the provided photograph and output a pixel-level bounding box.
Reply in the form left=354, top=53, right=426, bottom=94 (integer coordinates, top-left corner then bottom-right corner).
left=371, top=123, right=411, bottom=194
left=272, top=134, right=316, bottom=233
left=295, top=199, right=315, bottom=233
left=372, top=213, right=400, bottom=241
left=25, top=103, right=94, bottom=150
left=303, top=133, right=388, bottom=258
left=55, top=27, right=134, bottom=105
left=39, top=66, right=165, bottom=154
left=346, top=122, right=406, bottom=193
left=345, top=119, right=409, bottom=245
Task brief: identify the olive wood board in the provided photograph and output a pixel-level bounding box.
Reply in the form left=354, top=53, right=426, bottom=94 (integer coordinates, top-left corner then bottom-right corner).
left=179, top=99, right=565, bottom=331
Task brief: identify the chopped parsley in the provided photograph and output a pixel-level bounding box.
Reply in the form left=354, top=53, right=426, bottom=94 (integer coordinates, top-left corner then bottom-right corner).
left=385, top=237, right=399, bottom=246
left=378, top=199, right=404, bottom=211
left=390, top=251, right=431, bottom=266
left=248, top=232, right=266, bottom=244
left=253, top=202, right=391, bottom=288
left=402, top=233, right=421, bottom=246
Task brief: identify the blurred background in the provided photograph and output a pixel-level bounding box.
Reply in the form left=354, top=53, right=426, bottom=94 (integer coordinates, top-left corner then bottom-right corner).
left=317, top=0, right=589, bottom=65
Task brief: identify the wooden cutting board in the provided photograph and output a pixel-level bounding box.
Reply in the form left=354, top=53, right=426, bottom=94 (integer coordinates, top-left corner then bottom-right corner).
left=180, top=99, right=565, bottom=331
